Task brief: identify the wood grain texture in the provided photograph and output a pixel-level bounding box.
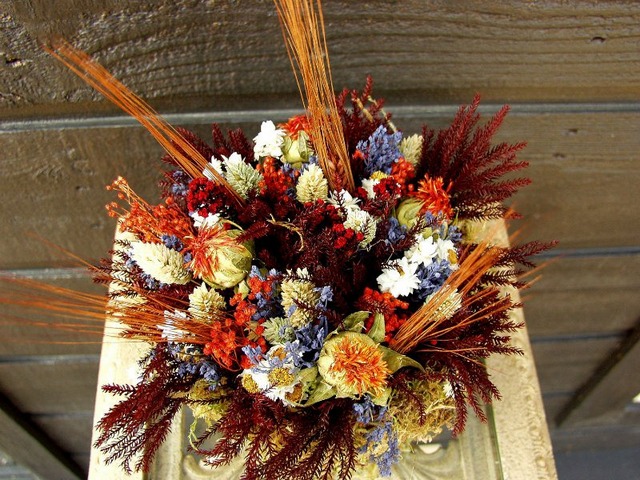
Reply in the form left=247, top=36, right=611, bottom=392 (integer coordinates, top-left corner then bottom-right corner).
left=532, top=337, right=622, bottom=394
left=1, top=110, right=638, bottom=268
left=525, top=289, right=640, bottom=337
left=0, top=360, right=98, bottom=414
left=0, top=392, right=84, bottom=479
left=1, top=0, right=639, bottom=120
left=524, top=255, right=640, bottom=337
left=557, top=325, right=640, bottom=426
left=31, top=412, right=93, bottom=455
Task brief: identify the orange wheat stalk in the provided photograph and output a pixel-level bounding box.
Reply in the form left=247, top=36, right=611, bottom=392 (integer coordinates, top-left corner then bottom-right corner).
left=274, top=0, right=355, bottom=192
left=390, top=239, right=508, bottom=354
left=45, top=39, right=244, bottom=207
left=0, top=275, right=215, bottom=346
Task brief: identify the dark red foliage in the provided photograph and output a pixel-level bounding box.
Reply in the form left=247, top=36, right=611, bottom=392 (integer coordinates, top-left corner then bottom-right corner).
left=211, top=124, right=254, bottom=161
left=335, top=76, right=392, bottom=159
left=418, top=96, right=530, bottom=220
left=94, top=345, right=195, bottom=473
left=414, top=288, right=522, bottom=434
left=194, top=389, right=357, bottom=480
left=161, top=127, right=216, bottom=169
left=481, top=240, right=558, bottom=289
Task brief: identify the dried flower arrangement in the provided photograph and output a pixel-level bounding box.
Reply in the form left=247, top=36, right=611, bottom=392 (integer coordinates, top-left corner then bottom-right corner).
left=5, top=1, right=554, bottom=479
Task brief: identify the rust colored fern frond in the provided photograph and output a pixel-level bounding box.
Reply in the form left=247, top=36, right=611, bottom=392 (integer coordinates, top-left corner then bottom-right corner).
left=274, top=0, right=354, bottom=192
left=45, top=39, right=244, bottom=207
left=418, top=95, right=530, bottom=220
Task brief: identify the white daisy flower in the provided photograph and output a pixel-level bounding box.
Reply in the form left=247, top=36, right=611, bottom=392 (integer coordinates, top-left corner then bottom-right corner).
left=377, top=257, right=420, bottom=298
left=253, top=120, right=286, bottom=159
left=406, top=235, right=438, bottom=266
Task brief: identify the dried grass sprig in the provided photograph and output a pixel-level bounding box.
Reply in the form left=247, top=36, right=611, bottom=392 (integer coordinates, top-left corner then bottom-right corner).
left=45, top=39, right=244, bottom=207
left=274, top=0, right=354, bottom=192
left=390, top=237, right=506, bottom=354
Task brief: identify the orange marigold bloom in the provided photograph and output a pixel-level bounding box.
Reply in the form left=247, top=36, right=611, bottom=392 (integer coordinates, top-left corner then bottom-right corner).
left=280, top=114, right=311, bottom=140
left=411, top=176, right=454, bottom=219
left=318, top=332, right=391, bottom=398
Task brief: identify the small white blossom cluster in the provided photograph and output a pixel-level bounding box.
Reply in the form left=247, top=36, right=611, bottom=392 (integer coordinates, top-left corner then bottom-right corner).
left=329, top=190, right=378, bottom=248
left=377, top=233, right=458, bottom=298
left=253, top=121, right=286, bottom=159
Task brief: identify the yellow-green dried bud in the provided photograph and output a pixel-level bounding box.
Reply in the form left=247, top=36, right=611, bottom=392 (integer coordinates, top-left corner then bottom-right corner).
left=296, top=164, right=328, bottom=203
left=190, top=228, right=253, bottom=289
left=399, top=134, right=423, bottom=166
left=282, top=131, right=313, bottom=168
left=396, top=198, right=423, bottom=228
left=280, top=278, right=320, bottom=327
left=388, top=377, right=455, bottom=444
left=188, top=283, right=226, bottom=320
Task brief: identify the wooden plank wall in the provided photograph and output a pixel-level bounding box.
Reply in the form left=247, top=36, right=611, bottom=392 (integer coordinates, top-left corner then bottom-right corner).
left=0, top=1, right=639, bottom=478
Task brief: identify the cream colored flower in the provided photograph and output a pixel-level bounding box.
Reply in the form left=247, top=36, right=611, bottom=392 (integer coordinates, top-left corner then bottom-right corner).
left=344, top=208, right=377, bottom=248
left=188, top=283, right=226, bottom=320
left=222, top=152, right=263, bottom=200
left=296, top=163, right=328, bottom=203
left=281, top=277, right=320, bottom=327
left=399, top=134, right=423, bottom=166
left=130, top=241, right=191, bottom=285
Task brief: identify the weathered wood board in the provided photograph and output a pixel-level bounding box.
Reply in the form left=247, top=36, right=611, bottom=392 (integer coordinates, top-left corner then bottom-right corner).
left=1, top=110, right=638, bottom=269
left=1, top=0, right=639, bottom=121
left=0, top=361, right=98, bottom=414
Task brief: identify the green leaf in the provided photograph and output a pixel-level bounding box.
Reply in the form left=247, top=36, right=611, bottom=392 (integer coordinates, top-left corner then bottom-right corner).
left=297, top=366, right=318, bottom=385
left=371, top=387, right=392, bottom=406
left=304, top=381, right=336, bottom=406
left=367, top=313, right=385, bottom=343
left=342, top=311, right=370, bottom=333
left=380, top=346, right=424, bottom=373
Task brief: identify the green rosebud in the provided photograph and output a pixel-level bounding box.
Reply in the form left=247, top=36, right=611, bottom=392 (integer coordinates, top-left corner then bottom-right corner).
left=396, top=197, right=423, bottom=228
left=282, top=131, right=313, bottom=169
left=190, top=227, right=253, bottom=289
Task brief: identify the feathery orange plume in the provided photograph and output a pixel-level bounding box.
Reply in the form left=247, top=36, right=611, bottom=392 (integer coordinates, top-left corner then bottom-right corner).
left=274, top=0, right=355, bottom=192
left=45, top=39, right=244, bottom=207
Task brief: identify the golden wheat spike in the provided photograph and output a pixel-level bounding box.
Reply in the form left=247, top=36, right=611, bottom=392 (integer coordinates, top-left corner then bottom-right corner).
left=45, top=39, right=244, bottom=206
left=390, top=239, right=507, bottom=354
left=274, top=0, right=355, bottom=192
